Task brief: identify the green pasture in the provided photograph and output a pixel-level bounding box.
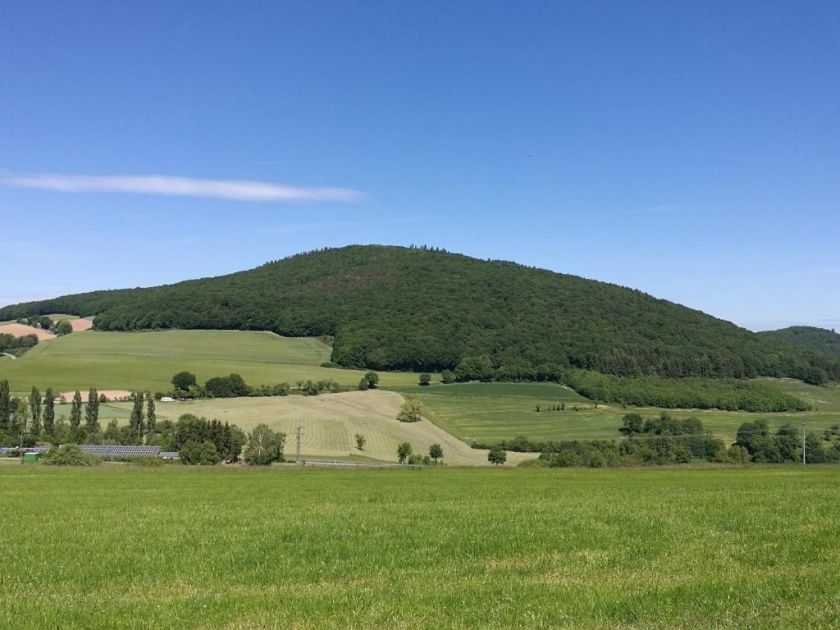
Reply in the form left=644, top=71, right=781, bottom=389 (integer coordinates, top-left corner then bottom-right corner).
left=404, top=380, right=840, bottom=445
left=0, top=329, right=420, bottom=393
left=2, top=466, right=840, bottom=628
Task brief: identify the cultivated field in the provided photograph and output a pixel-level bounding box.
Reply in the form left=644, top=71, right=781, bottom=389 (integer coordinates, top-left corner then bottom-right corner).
left=2, top=465, right=839, bottom=628
left=0, top=329, right=420, bottom=393
left=108, top=390, right=534, bottom=466
left=0, top=322, right=55, bottom=341
left=397, top=380, right=840, bottom=445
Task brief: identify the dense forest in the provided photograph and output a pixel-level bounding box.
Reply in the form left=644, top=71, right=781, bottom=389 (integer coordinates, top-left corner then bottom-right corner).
left=2, top=245, right=838, bottom=382
left=760, top=326, right=840, bottom=362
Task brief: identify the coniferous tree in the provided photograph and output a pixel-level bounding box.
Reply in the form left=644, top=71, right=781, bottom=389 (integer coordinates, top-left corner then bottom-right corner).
left=0, top=379, right=10, bottom=433
left=145, top=392, right=156, bottom=436
left=86, top=388, right=100, bottom=432
left=129, top=393, right=145, bottom=442
left=70, top=391, right=83, bottom=430
left=42, top=388, right=55, bottom=436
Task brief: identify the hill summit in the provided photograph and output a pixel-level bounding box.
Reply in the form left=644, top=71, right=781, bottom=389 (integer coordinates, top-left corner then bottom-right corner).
left=1, top=245, right=837, bottom=382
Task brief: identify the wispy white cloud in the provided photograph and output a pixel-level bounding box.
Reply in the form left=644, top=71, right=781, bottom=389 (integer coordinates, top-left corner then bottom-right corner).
left=0, top=173, right=363, bottom=203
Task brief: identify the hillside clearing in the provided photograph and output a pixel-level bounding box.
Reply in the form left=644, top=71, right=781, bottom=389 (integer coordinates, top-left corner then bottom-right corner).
left=0, top=329, right=421, bottom=393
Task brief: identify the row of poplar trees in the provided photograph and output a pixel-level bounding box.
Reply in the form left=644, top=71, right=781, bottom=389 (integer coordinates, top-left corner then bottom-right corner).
left=0, top=380, right=155, bottom=441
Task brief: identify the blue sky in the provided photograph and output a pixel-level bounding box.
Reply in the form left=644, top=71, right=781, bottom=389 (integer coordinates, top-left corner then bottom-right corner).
left=1, top=1, right=838, bottom=331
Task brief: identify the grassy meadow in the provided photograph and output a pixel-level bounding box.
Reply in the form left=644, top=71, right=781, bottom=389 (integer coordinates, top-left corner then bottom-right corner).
left=0, top=329, right=420, bottom=393
left=2, top=465, right=839, bottom=628
left=397, top=380, right=840, bottom=445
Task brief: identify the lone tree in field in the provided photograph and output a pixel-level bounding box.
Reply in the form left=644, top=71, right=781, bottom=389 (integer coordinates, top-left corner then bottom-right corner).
left=29, top=386, right=42, bottom=436
left=129, top=392, right=145, bottom=442
left=0, top=379, right=10, bottom=432
left=244, top=424, right=286, bottom=465
left=363, top=371, right=379, bottom=389
left=418, top=373, right=431, bottom=387
left=42, top=388, right=55, bottom=436
left=440, top=369, right=455, bottom=384
left=488, top=447, right=507, bottom=466
left=70, top=391, right=83, bottom=430
left=397, top=442, right=413, bottom=464
left=429, top=443, right=443, bottom=462
left=55, top=320, right=73, bottom=336
left=171, top=371, right=197, bottom=393
left=85, top=388, right=100, bottom=433
left=396, top=398, right=424, bottom=423
left=355, top=433, right=366, bottom=450
left=146, top=393, right=156, bottom=435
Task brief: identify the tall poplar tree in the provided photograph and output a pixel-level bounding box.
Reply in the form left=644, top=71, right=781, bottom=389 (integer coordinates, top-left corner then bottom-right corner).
left=70, top=390, right=83, bottom=430
left=0, top=379, right=10, bottom=433
left=145, top=393, right=156, bottom=436
left=86, top=388, right=100, bottom=432
left=43, top=388, right=55, bottom=436
left=129, top=392, right=145, bottom=443
left=29, top=386, right=42, bottom=436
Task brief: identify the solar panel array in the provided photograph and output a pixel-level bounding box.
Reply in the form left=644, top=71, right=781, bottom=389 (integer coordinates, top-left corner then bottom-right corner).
left=79, top=445, right=161, bottom=458
left=0, top=446, right=52, bottom=455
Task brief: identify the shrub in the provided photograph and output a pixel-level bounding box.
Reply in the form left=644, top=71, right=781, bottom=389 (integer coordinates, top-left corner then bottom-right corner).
left=397, top=442, right=413, bottom=463
left=441, top=369, right=455, bottom=384
left=179, top=440, right=222, bottom=465
left=364, top=371, right=379, bottom=389
left=488, top=447, right=507, bottom=465
left=396, top=399, right=424, bottom=423
left=41, top=445, right=100, bottom=466
left=418, top=373, right=431, bottom=386
left=171, top=371, right=197, bottom=392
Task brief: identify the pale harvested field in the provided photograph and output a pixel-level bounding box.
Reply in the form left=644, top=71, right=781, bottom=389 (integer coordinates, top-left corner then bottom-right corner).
left=57, top=389, right=132, bottom=402
left=0, top=323, right=55, bottom=341
left=138, top=390, right=536, bottom=466
left=69, top=317, right=94, bottom=332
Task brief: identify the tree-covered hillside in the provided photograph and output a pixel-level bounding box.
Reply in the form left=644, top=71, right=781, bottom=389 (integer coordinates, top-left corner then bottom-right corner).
left=760, top=326, right=840, bottom=361
left=1, top=245, right=837, bottom=381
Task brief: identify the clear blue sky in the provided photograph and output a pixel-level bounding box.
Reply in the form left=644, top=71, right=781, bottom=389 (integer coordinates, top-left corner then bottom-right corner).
left=2, top=1, right=838, bottom=331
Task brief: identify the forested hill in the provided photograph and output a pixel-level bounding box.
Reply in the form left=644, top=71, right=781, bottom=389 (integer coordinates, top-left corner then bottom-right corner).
left=760, top=326, right=840, bottom=361
left=1, top=245, right=837, bottom=382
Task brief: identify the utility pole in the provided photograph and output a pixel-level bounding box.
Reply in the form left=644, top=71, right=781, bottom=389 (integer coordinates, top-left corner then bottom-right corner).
left=295, top=425, right=303, bottom=465
left=802, top=422, right=806, bottom=465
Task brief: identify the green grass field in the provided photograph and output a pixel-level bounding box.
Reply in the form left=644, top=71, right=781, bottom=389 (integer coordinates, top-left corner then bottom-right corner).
left=0, top=329, right=420, bottom=393
left=398, top=380, right=840, bottom=445
left=2, top=465, right=839, bottom=628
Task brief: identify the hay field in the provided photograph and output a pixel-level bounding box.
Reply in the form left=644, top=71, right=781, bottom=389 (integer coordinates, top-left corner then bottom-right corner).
left=113, top=390, right=534, bottom=466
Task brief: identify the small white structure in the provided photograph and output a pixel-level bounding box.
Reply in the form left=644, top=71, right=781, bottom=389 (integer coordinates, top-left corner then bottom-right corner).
left=160, top=396, right=175, bottom=403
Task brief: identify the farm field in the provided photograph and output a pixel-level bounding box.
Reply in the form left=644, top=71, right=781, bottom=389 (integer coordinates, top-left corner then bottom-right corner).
left=2, top=465, right=840, bottom=627
left=397, top=380, right=840, bottom=445
left=105, top=390, right=533, bottom=466
left=0, top=329, right=420, bottom=393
